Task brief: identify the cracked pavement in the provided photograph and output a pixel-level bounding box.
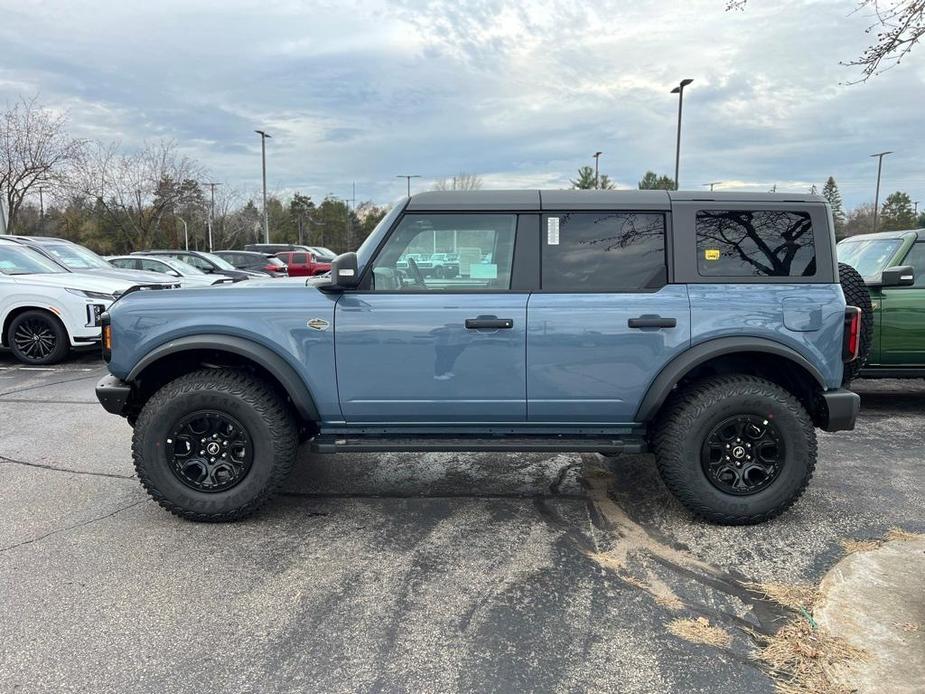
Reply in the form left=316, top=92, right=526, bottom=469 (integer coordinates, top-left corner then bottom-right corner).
left=0, top=352, right=923, bottom=693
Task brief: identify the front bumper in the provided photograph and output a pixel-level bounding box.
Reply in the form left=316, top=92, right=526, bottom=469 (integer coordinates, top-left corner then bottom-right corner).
left=96, top=374, right=131, bottom=416
left=819, top=389, right=860, bottom=432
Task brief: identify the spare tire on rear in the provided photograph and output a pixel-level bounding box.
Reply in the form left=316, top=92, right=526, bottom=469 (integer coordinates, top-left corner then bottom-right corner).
left=838, top=262, right=873, bottom=385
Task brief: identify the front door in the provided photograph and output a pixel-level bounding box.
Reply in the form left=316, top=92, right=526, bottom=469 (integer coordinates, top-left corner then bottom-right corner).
left=527, top=211, right=691, bottom=423
left=880, top=241, right=925, bottom=365
left=335, top=212, right=527, bottom=423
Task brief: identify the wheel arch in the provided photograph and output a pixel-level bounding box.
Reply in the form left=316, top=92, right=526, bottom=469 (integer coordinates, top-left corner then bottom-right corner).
left=126, top=335, right=320, bottom=425
left=2, top=305, right=70, bottom=347
left=636, top=337, right=827, bottom=424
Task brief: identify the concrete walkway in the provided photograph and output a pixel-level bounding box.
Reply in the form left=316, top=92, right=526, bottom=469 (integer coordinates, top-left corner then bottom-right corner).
left=816, top=536, right=925, bottom=693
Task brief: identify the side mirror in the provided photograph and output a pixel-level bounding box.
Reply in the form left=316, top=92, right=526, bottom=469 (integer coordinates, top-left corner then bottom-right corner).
left=329, top=252, right=360, bottom=290
left=880, top=265, right=915, bottom=287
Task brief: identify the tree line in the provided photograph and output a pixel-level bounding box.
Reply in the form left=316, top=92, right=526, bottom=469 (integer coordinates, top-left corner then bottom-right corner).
left=1, top=97, right=388, bottom=254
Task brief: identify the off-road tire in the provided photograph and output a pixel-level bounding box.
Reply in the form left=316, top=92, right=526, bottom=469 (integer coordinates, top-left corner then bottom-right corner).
left=653, top=375, right=816, bottom=525
left=7, top=310, right=70, bottom=365
left=132, top=369, right=298, bottom=522
left=838, top=261, right=873, bottom=385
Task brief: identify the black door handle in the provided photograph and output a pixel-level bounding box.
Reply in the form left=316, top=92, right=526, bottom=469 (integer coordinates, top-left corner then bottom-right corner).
left=628, top=316, right=677, bottom=329
left=465, top=317, right=514, bottom=330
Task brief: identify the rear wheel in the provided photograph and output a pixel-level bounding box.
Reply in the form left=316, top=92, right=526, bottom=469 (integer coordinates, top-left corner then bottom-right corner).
left=132, top=369, right=298, bottom=522
left=838, top=261, right=873, bottom=385
left=7, top=310, right=70, bottom=365
left=653, top=375, right=816, bottom=525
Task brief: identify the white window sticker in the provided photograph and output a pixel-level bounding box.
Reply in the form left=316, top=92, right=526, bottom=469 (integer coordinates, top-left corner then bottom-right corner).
left=547, top=216, right=560, bottom=245
left=470, top=263, right=498, bottom=279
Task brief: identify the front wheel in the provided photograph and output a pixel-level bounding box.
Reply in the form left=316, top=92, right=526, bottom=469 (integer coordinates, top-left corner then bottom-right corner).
left=7, top=310, right=70, bottom=365
left=132, top=369, right=298, bottom=522
left=653, top=375, right=816, bottom=525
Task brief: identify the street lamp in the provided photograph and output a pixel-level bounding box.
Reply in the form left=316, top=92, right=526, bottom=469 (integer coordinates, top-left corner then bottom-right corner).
left=870, top=151, right=893, bottom=234
left=175, top=216, right=189, bottom=251
left=396, top=174, right=421, bottom=197
left=202, top=182, right=220, bottom=252
left=592, top=151, right=603, bottom=189
left=255, top=130, right=272, bottom=243
left=703, top=181, right=722, bottom=192
left=670, top=78, right=694, bottom=191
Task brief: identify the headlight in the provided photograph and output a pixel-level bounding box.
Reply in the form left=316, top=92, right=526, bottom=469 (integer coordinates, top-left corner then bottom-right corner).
left=66, top=288, right=117, bottom=301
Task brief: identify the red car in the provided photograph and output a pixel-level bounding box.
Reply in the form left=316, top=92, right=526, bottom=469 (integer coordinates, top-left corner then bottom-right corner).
left=275, top=250, right=331, bottom=277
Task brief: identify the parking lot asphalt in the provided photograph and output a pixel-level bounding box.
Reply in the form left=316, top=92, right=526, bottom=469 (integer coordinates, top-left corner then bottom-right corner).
left=0, top=352, right=923, bottom=693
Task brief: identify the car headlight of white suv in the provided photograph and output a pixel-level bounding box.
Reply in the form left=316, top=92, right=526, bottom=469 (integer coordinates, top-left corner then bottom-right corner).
left=65, top=288, right=117, bottom=301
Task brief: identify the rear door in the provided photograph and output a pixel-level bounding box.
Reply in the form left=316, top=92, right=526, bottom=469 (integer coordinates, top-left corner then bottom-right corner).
left=527, top=210, right=691, bottom=423
left=881, top=241, right=925, bottom=365
left=335, top=212, right=527, bottom=423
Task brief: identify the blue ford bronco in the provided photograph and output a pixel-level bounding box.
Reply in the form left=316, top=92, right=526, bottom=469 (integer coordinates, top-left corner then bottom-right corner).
left=96, top=190, right=864, bottom=525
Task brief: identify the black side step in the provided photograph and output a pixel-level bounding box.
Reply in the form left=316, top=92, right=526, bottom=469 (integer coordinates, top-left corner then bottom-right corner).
left=310, top=435, right=647, bottom=455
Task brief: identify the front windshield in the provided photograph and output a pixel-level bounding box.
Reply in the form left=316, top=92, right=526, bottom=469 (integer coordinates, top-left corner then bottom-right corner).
left=43, top=243, right=111, bottom=270
left=0, top=244, right=68, bottom=275
left=837, top=238, right=903, bottom=279
left=197, top=251, right=236, bottom=271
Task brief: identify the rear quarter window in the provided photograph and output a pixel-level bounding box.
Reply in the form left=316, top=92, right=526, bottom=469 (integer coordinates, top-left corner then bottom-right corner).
left=696, top=209, right=816, bottom=277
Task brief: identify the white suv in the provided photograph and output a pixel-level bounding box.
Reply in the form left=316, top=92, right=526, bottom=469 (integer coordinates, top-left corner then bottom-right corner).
left=0, top=239, right=145, bottom=364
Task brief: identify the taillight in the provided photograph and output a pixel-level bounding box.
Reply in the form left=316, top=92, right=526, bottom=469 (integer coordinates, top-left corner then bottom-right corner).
left=843, top=306, right=861, bottom=362
left=101, top=312, right=112, bottom=363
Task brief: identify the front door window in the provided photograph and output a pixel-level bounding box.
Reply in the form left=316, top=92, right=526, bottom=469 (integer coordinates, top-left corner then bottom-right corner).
left=370, top=214, right=516, bottom=291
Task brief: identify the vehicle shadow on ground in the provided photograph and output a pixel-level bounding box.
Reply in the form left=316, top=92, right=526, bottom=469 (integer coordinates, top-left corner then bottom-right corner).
left=852, top=378, right=925, bottom=414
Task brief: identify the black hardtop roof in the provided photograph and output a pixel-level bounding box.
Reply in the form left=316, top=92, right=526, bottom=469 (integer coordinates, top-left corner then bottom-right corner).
left=405, top=189, right=827, bottom=211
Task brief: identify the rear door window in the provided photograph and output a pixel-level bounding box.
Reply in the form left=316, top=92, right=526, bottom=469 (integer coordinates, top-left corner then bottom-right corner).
left=292, top=253, right=308, bottom=264
left=696, top=210, right=816, bottom=277
left=541, top=212, right=666, bottom=292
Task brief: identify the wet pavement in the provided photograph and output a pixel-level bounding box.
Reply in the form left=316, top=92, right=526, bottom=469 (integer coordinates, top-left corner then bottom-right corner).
left=1, top=351, right=922, bottom=693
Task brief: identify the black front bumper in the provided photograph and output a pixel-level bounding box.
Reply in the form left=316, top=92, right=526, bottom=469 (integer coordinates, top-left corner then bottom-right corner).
left=820, top=389, right=860, bottom=432
left=96, top=374, right=132, bottom=416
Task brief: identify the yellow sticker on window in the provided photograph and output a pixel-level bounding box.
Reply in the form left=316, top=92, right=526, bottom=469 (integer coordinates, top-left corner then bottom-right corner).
left=704, top=249, right=720, bottom=261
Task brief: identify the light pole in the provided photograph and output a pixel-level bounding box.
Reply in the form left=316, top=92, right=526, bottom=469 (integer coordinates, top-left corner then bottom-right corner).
left=670, top=78, right=694, bottom=191
left=203, top=182, right=220, bottom=251
left=396, top=174, right=421, bottom=197
left=703, top=181, right=722, bottom=192
left=255, top=130, right=271, bottom=243
left=175, top=216, right=189, bottom=250
left=870, top=151, right=893, bottom=234
left=592, top=151, right=602, bottom=189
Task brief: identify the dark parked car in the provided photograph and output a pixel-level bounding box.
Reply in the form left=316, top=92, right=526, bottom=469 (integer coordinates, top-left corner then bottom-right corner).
left=214, top=251, right=288, bottom=277
left=98, top=190, right=864, bottom=525
left=131, top=250, right=263, bottom=281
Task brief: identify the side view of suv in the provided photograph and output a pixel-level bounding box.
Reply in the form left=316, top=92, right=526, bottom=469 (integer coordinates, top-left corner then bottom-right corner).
left=837, top=229, right=923, bottom=377
left=96, top=190, right=861, bottom=525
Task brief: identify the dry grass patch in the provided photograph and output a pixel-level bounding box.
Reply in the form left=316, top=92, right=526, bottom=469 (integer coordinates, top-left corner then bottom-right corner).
left=840, top=538, right=881, bottom=554
left=667, top=617, right=732, bottom=648
left=885, top=527, right=921, bottom=542
left=756, top=619, right=866, bottom=694
left=741, top=581, right=818, bottom=612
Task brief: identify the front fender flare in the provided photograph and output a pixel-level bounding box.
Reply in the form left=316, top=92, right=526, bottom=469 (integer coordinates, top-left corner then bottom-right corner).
left=634, top=337, right=827, bottom=423
left=127, top=334, right=319, bottom=422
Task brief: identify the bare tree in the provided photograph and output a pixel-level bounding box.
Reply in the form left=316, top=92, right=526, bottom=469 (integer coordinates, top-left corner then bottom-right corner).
left=72, top=139, right=205, bottom=250
left=0, top=96, right=85, bottom=232
left=727, top=1, right=925, bottom=80
left=433, top=173, right=483, bottom=191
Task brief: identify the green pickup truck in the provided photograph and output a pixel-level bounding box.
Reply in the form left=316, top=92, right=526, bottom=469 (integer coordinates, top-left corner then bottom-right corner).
left=837, top=229, right=924, bottom=378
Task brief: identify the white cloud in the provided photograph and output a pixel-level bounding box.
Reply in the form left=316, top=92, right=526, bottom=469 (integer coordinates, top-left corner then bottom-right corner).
left=0, top=0, right=921, bottom=207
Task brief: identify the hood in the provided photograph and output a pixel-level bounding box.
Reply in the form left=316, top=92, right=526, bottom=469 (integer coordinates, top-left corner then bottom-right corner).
left=10, top=271, right=151, bottom=295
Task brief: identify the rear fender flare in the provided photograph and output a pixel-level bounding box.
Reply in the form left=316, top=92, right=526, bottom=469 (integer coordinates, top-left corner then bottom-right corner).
left=635, top=337, right=827, bottom=422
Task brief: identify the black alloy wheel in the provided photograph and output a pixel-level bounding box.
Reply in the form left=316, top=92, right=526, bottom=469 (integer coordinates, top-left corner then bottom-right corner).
left=701, top=414, right=784, bottom=495
left=7, top=310, right=69, bottom=365
left=167, top=410, right=253, bottom=492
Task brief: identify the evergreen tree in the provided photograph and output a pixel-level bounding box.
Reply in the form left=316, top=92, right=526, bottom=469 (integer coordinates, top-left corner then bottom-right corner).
left=880, top=191, right=916, bottom=231
left=571, top=166, right=597, bottom=189
left=638, top=171, right=675, bottom=190
left=821, top=176, right=846, bottom=237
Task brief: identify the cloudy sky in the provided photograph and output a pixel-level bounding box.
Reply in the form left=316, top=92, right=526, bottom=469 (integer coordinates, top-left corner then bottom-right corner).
left=1, top=0, right=923, bottom=208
